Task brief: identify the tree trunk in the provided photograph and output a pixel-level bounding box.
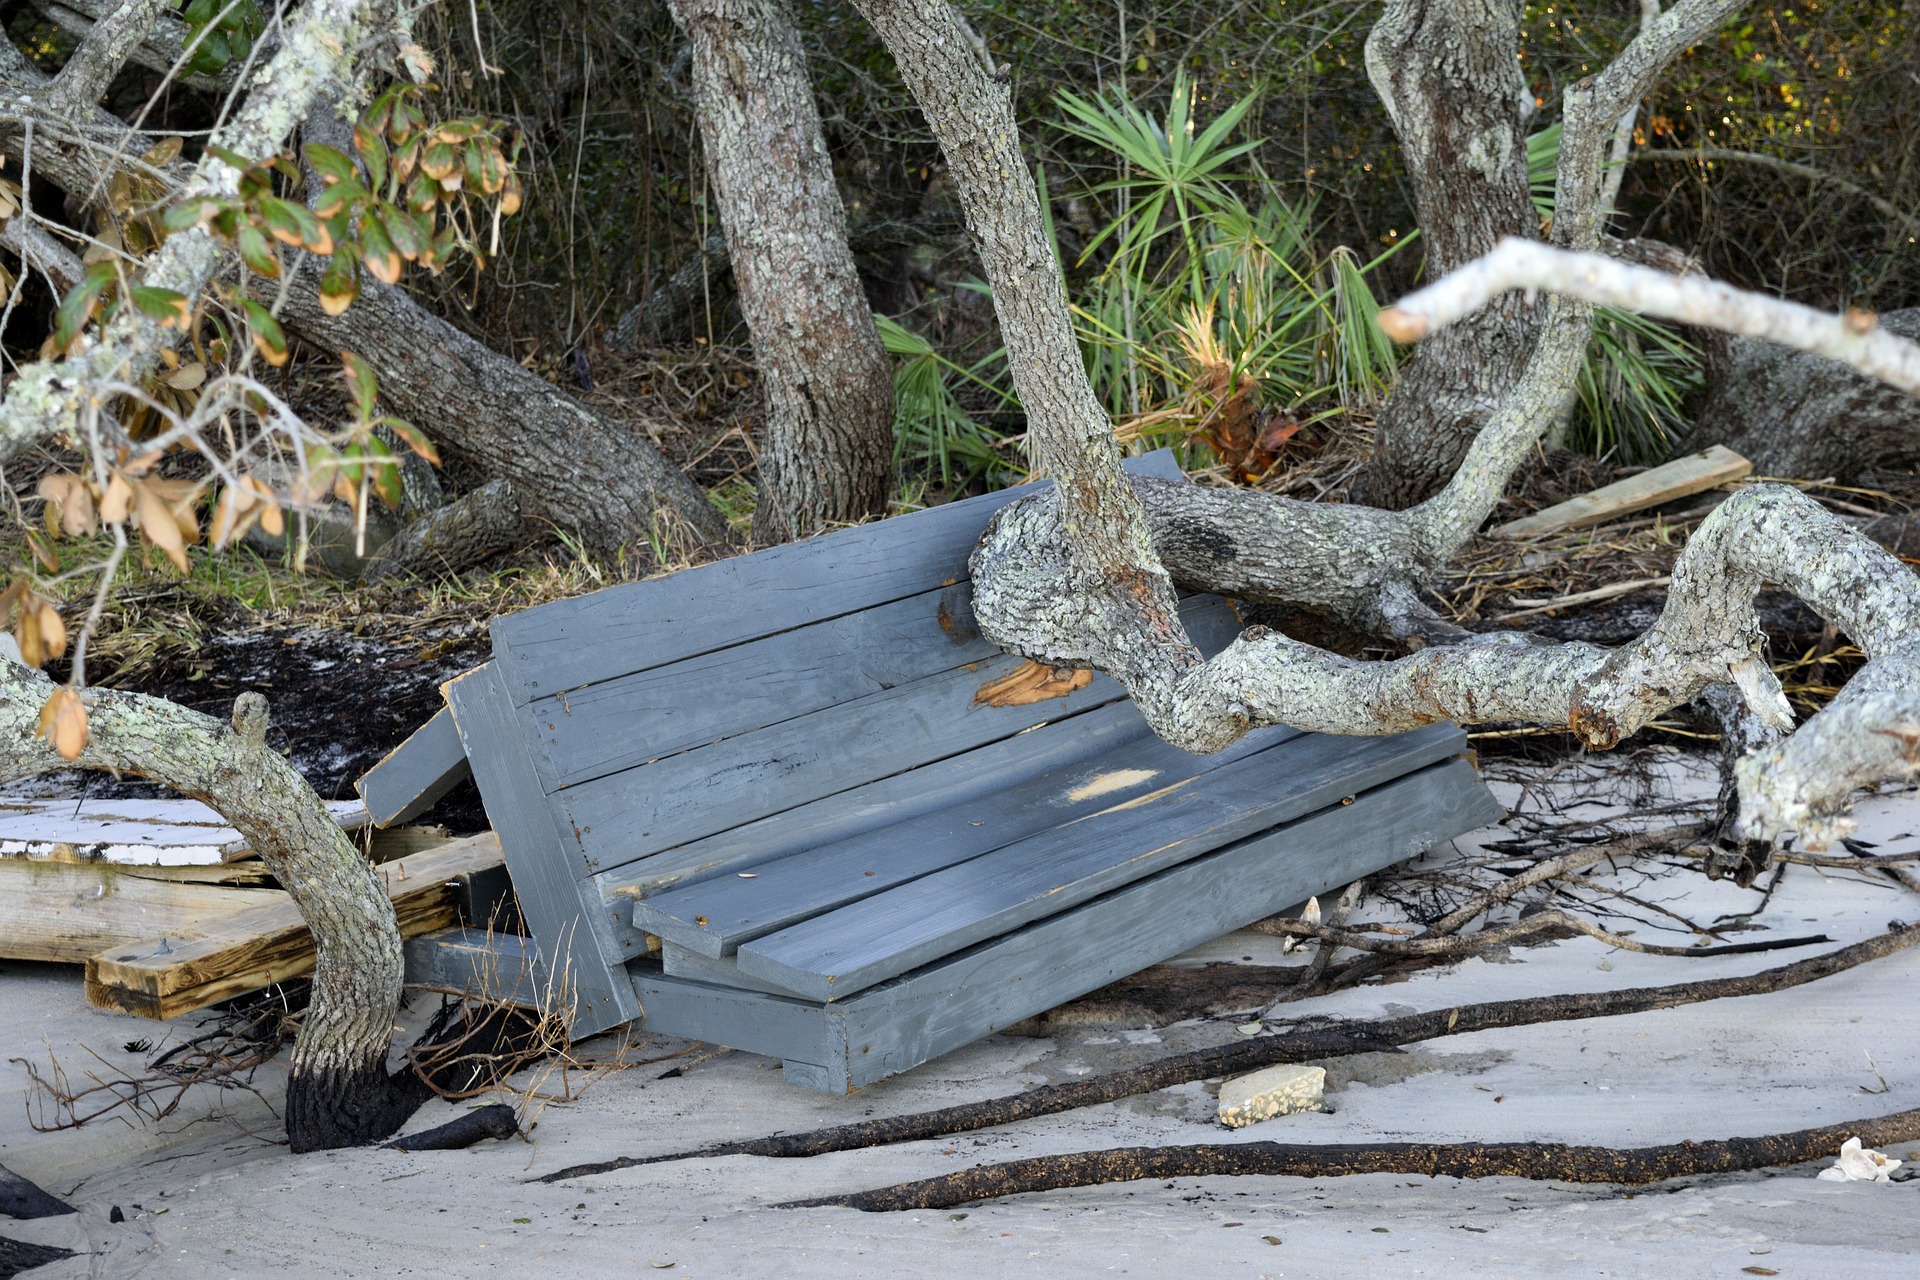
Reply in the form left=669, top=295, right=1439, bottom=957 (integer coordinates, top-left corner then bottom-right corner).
left=669, top=0, right=895, bottom=543
left=0, top=666, right=409, bottom=1151
left=1683, top=308, right=1920, bottom=482
left=276, top=261, right=730, bottom=563
left=1353, top=0, right=1541, bottom=509
left=362, top=477, right=523, bottom=584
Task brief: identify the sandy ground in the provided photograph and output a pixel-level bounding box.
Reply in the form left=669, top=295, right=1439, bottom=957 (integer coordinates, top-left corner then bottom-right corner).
left=5, top=760, right=1920, bottom=1279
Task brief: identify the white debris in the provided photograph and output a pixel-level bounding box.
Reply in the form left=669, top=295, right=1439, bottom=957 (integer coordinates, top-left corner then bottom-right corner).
left=1218, top=1064, right=1326, bottom=1128
left=1815, top=1137, right=1902, bottom=1182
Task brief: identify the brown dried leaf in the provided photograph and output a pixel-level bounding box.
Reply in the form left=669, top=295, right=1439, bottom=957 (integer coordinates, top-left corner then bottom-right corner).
left=164, top=361, right=207, bottom=390
left=132, top=479, right=189, bottom=572
left=35, top=473, right=97, bottom=537
left=99, top=473, right=135, bottom=524
left=38, top=686, right=88, bottom=761
left=36, top=603, right=66, bottom=661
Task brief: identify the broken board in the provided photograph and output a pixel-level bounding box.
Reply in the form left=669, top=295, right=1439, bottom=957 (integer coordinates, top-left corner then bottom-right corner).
left=1493, top=444, right=1752, bottom=538
left=0, top=796, right=369, bottom=865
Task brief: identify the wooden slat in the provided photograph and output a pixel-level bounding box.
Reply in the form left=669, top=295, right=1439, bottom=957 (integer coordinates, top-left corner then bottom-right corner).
left=626, top=962, right=836, bottom=1065
left=1494, top=444, right=1752, bottom=537
left=0, top=862, right=285, bottom=964
left=488, top=450, right=1186, bottom=706
left=660, top=944, right=816, bottom=997
left=828, top=758, right=1503, bottom=1090
left=525, top=582, right=995, bottom=793
left=558, top=594, right=1245, bottom=878
left=591, top=696, right=1159, bottom=956
left=738, top=725, right=1469, bottom=1001
left=356, top=704, right=471, bottom=828
left=444, top=665, right=641, bottom=1039
left=83, top=835, right=505, bottom=1020
left=1, top=795, right=367, bottom=866
left=632, top=722, right=1302, bottom=958
left=404, top=927, right=546, bottom=1009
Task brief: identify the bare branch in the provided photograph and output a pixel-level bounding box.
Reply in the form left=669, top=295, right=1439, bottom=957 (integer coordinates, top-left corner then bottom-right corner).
left=1635, top=146, right=1920, bottom=241
left=43, top=0, right=172, bottom=118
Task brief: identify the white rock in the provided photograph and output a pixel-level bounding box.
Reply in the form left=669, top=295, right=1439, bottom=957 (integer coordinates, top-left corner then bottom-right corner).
left=1815, top=1137, right=1902, bottom=1182
left=1217, top=1064, right=1326, bottom=1128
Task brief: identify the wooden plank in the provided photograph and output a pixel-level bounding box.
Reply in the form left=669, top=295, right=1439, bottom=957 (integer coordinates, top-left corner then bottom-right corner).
left=558, top=593, right=1245, bottom=878
left=404, top=927, right=547, bottom=1010
left=828, top=758, right=1503, bottom=1091
left=526, top=582, right=997, bottom=793
left=83, top=835, right=506, bottom=1020
left=356, top=704, right=470, bottom=828
left=0, top=796, right=367, bottom=866
left=626, top=962, right=834, bottom=1064
left=591, top=696, right=1159, bottom=957
left=738, top=725, right=1470, bottom=1001
left=1493, top=444, right=1751, bottom=537
left=633, top=722, right=1302, bottom=958
left=488, top=450, right=1186, bottom=706
left=443, top=665, right=641, bottom=1038
left=0, top=861, right=285, bottom=964
left=660, top=944, right=815, bottom=997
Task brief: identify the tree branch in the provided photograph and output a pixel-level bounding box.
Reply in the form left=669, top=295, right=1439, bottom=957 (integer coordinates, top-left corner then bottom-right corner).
left=42, top=0, right=171, bottom=119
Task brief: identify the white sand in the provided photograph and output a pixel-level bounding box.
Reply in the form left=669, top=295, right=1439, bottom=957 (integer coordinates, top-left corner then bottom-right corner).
left=5, top=763, right=1918, bottom=1278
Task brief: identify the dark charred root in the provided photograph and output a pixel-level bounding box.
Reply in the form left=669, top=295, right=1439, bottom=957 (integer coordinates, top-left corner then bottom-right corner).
left=386, top=1103, right=520, bottom=1152
left=0, top=1235, right=78, bottom=1277
left=535, top=925, right=1917, bottom=1182
left=783, top=1109, right=1920, bottom=1210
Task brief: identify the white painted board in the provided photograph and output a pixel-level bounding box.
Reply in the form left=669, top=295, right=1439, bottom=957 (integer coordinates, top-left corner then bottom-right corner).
left=0, top=797, right=370, bottom=865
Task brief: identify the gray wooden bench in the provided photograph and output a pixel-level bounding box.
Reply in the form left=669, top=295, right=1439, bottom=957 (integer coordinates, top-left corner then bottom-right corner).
left=361, top=452, right=1501, bottom=1093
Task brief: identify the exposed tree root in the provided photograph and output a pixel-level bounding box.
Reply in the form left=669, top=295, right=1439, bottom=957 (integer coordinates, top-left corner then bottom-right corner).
left=0, top=1163, right=72, bottom=1218
left=783, top=1107, right=1920, bottom=1210
left=386, top=1103, right=520, bottom=1152
left=536, top=925, right=1918, bottom=1182
left=1248, top=911, right=1831, bottom=959
left=0, top=1235, right=77, bottom=1277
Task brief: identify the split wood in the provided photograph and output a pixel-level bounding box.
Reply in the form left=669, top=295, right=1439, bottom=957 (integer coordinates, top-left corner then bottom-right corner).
left=538, top=922, right=1918, bottom=1182
left=783, top=1106, right=1920, bottom=1210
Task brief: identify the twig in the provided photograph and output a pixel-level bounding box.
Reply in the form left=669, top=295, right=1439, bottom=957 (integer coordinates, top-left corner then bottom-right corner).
left=534, top=924, right=1918, bottom=1181
left=1249, top=911, right=1828, bottom=959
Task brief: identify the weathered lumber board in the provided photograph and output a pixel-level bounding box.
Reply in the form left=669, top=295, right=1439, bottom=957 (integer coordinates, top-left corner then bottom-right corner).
left=0, top=862, right=286, bottom=964
left=486, top=451, right=1186, bottom=707
left=737, top=724, right=1469, bottom=1001
left=84, top=834, right=506, bottom=1020
left=632, top=722, right=1303, bottom=958
left=356, top=704, right=469, bottom=827
left=1493, top=444, right=1751, bottom=537
left=403, top=927, right=546, bottom=1009
left=0, top=795, right=368, bottom=865
left=444, top=664, right=643, bottom=1037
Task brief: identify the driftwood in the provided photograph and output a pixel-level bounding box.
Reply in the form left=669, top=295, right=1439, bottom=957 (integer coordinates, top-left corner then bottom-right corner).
left=386, top=1103, right=520, bottom=1152
left=0, top=1163, right=73, bottom=1218
left=786, top=1107, right=1920, bottom=1210
left=537, top=923, right=1918, bottom=1181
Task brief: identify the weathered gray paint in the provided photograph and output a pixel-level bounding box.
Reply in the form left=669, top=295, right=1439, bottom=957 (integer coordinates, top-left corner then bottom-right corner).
left=403, top=927, right=545, bottom=1010
left=354, top=704, right=469, bottom=828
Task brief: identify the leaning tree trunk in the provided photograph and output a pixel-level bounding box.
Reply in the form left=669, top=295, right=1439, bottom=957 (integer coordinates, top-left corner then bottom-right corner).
left=669, top=0, right=895, bottom=544
left=1682, top=308, right=1920, bottom=482
left=0, top=663, right=410, bottom=1151
left=1352, top=0, right=1542, bottom=509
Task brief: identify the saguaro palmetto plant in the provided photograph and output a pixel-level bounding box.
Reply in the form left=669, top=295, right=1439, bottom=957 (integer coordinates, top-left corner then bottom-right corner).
left=847, top=0, right=1920, bottom=850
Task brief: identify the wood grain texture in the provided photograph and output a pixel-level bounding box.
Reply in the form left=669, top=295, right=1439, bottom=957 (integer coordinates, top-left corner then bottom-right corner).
left=632, top=722, right=1303, bottom=958
left=0, top=861, right=285, bottom=963
left=557, top=594, right=1244, bottom=878
left=487, top=451, right=1184, bottom=706
left=404, top=927, right=546, bottom=1009
left=356, top=704, right=470, bottom=828
left=444, top=665, right=641, bottom=1039
left=83, top=835, right=506, bottom=1019
left=738, top=725, right=1469, bottom=1000
left=626, top=961, right=835, bottom=1064
left=1494, top=444, right=1752, bottom=537
left=828, top=758, right=1502, bottom=1089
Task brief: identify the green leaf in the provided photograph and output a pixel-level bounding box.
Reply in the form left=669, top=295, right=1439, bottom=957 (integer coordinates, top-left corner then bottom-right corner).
left=356, top=212, right=402, bottom=285
left=52, top=262, right=116, bottom=351
left=240, top=298, right=288, bottom=366
left=318, top=253, right=358, bottom=315
left=354, top=121, right=390, bottom=194
left=259, top=197, right=331, bottom=253
left=205, top=143, right=255, bottom=173
left=381, top=417, right=440, bottom=466
left=304, top=143, right=358, bottom=186
left=161, top=198, right=222, bottom=232
left=234, top=225, right=280, bottom=278
left=313, top=177, right=366, bottom=220
left=340, top=351, right=379, bottom=421
left=366, top=435, right=403, bottom=509
left=129, top=285, right=190, bottom=328
left=405, top=174, right=439, bottom=215
left=186, top=30, right=231, bottom=76
left=380, top=208, right=430, bottom=261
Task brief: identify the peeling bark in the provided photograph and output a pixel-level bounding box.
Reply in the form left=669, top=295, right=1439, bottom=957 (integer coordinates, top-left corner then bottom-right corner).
left=670, top=0, right=894, bottom=543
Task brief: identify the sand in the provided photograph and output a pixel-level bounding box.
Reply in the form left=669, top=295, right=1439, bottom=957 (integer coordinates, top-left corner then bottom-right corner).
left=4, top=761, right=1918, bottom=1278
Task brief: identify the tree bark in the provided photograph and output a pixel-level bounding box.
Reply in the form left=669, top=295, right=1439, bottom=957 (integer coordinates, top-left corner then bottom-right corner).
left=1353, top=0, right=1541, bottom=509
left=669, top=0, right=894, bottom=543
left=0, top=664, right=409, bottom=1151
left=277, top=260, right=730, bottom=562
left=362, top=477, right=523, bottom=584
left=1683, top=308, right=1920, bottom=482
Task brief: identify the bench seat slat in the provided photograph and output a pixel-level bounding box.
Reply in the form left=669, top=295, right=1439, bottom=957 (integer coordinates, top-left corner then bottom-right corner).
left=490, top=453, right=1184, bottom=706
left=557, top=594, right=1246, bottom=877
left=736, top=723, right=1468, bottom=1001
left=632, top=722, right=1302, bottom=958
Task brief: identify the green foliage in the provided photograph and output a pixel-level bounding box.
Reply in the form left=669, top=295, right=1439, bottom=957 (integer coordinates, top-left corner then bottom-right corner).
left=179, top=0, right=265, bottom=77
left=875, top=315, right=1017, bottom=488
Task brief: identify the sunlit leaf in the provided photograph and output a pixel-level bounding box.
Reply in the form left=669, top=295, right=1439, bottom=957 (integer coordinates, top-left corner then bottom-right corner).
left=341, top=351, right=379, bottom=420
